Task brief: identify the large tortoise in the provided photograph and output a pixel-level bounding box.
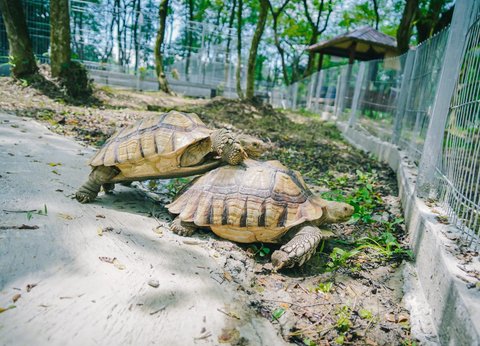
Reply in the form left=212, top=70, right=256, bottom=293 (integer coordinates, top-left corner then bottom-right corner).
left=76, top=110, right=266, bottom=203
left=167, top=159, right=354, bottom=269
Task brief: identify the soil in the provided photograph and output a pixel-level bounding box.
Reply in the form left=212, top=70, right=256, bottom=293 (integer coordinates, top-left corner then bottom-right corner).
left=0, top=76, right=417, bottom=346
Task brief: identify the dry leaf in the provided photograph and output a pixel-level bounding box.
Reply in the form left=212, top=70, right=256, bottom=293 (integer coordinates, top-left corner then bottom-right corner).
left=113, top=258, right=126, bottom=270
left=0, top=305, right=16, bottom=314
left=99, top=256, right=115, bottom=263
left=57, top=212, right=74, bottom=220
left=12, top=293, right=21, bottom=303
left=218, top=328, right=240, bottom=343
left=223, top=271, right=233, bottom=282
left=26, top=283, right=37, bottom=292
left=97, top=227, right=103, bottom=236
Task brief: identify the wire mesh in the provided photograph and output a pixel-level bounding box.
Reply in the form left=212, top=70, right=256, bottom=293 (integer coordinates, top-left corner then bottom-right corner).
left=434, top=10, right=480, bottom=249
left=355, top=55, right=405, bottom=141
left=398, top=28, right=450, bottom=163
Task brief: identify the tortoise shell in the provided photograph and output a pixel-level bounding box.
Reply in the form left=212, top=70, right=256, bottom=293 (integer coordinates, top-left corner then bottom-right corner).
left=167, top=160, right=327, bottom=243
left=89, top=111, right=214, bottom=180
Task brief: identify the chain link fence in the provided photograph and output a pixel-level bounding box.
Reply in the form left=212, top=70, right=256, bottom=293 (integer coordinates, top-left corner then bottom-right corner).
left=271, top=1, right=480, bottom=251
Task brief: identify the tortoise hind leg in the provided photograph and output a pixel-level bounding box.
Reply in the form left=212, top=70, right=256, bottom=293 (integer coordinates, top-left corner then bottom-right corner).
left=271, top=225, right=333, bottom=270
left=76, top=166, right=119, bottom=203
left=102, top=183, right=115, bottom=194
left=170, top=216, right=197, bottom=237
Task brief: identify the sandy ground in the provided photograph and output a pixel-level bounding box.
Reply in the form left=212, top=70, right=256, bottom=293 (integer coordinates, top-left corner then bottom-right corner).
left=0, top=111, right=286, bottom=346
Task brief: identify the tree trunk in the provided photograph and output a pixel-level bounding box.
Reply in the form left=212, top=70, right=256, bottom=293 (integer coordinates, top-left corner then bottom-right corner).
left=235, top=0, right=244, bottom=98
left=185, top=0, right=194, bottom=81
left=50, top=0, right=71, bottom=77
left=268, top=0, right=291, bottom=85
left=133, top=0, right=141, bottom=72
left=0, top=0, right=38, bottom=78
left=155, top=0, right=171, bottom=93
left=372, top=0, right=379, bottom=30
left=224, top=0, right=237, bottom=87
left=397, top=0, right=419, bottom=54
left=245, top=0, right=268, bottom=100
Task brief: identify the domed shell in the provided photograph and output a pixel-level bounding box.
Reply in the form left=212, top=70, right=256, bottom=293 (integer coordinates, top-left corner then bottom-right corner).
left=90, top=111, right=213, bottom=180
left=167, top=160, right=326, bottom=243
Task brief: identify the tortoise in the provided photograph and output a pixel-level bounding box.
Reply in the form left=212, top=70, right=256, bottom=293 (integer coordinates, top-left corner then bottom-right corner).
left=75, top=110, right=267, bottom=203
left=167, top=159, right=354, bottom=269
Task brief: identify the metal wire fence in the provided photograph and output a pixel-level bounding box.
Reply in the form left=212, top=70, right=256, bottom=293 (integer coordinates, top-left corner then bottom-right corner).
left=0, top=0, right=253, bottom=98
left=270, top=1, right=480, bottom=250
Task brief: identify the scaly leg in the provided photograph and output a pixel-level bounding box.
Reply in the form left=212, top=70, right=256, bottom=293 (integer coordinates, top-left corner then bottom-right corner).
left=75, top=166, right=119, bottom=203
left=271, top=225, right=333, bottom=270
left=170, top=216, right=197, bottom=237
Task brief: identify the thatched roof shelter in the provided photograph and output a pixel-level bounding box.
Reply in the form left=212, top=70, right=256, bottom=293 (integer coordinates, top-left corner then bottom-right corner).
left=308, top=26, right=398, bottom=69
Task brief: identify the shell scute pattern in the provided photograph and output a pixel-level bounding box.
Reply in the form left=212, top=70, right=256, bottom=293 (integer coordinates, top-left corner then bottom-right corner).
left=89, top=111, right=211, bottom=167
left=167, top=160, right=325, bottom=242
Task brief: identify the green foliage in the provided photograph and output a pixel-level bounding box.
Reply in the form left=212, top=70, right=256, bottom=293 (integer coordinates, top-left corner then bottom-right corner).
left=322, top=170, right=383, bottom=224
left=26, top=204, right=48, bottom=221
left=271, top=307, right=286, bottom=321
left=164, top=177, right=193, bottom=199
left=358, top=308, right=373, bottom=320
left=356, top=231, right=413, bottom=260
left=335, top=305, right=352, bottom=332
left=314, top=281, right=333, bottom=293
left=249, top=244, right=271, bottom=258
left=326, top=247, right=360, bottom=271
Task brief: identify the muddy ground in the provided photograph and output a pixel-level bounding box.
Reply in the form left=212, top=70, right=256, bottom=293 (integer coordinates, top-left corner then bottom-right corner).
left=0, top=76, right=416, bottom=345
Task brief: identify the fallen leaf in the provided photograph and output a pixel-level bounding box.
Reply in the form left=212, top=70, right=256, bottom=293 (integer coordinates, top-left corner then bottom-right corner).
left=113, top=258, right=126, bottom=270
left=99, top=256, right=115, bottom=263
left=57, top=212, right=74, bottom=220
left=96, top=214, right=105, bottom=219
left=218, top=328, right=240, bottom=343
left=48, top=162, right=62, bottom=167
left=0, top=305, right=16, bottom=313
left=12, top=293, right=21, bottom=303
left=385, top=313, right=396, bottom=322
left=397, top=314, right=409, bottom=323
left=51, top=170, right=61, bottom=175
left=26, top=283, right=37, bottom=292
left=223, top=271, right=233, bottom=282
left=97, top=227, right=103, bottom=236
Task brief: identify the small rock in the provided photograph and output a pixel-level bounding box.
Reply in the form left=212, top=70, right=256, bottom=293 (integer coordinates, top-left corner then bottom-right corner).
left=148, top=280, right=160, bottom=288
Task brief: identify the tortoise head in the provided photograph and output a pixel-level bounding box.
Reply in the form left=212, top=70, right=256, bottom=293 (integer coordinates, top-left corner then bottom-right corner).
left=322, top=200, right=354, bottom=224
left=211, top=128, right=248, bottom=165
left=236, top=134, right=270, bottom=159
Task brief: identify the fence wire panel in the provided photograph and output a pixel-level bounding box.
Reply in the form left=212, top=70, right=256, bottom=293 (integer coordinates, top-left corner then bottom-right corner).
left=398, top=28, right=450, bottom=163
left=435, top=11, right=480, bottom=249
left=355, top=56, right=405, bottom=141
left=310, top=66, right=341, bottom=119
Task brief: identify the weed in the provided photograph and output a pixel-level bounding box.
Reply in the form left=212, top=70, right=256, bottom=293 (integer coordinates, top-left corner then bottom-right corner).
left=314, top=281, right=333, bottom=294
left=26, top=204, right=48, bottom=220
left=164, top=177, right=193, bottom=198
left=355, top=231, right=413, bottom=261
left=335, top=305, right=352, bottom=332
left=249, top=244, right=271, bottom=258
left=358, top=308, right=373, bottom=320
left=326, top=247, right=359, bottom=271
left=302, top=337, right=317, bottom=346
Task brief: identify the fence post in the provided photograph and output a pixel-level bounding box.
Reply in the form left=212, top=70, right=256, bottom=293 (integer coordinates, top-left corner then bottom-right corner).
left=416, top=0, right=480, bottom=198
left=348, top=62, right=366, bottom=128
left=333, top=72, right=341, bottom=119
left=291, top=83, right=298, bottom=110
left=391, top=49, right=416, bottom=145
left=306, top=74, right=315, bottom=109
left=336, top=67, right=348, bottom=118
left=314, top=70, right=324, bottom=113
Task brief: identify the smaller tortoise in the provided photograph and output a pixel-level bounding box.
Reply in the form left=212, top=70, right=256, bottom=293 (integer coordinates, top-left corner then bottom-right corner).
left=76, top=110, right=267, bottom=203
left=167, top=159, right=354, bottom=269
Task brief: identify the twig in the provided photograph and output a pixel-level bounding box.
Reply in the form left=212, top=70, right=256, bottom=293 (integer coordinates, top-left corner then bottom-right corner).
left=150, top=305, right=166, bottom=315
left=261, top=298, right=340, bottom=308
left=217, top=308, right=241, bottom=320
left=0, top=225, right=39, bottom=230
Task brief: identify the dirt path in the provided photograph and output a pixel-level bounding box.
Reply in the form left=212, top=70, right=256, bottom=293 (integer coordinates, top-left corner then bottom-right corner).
left=0, top=112, right=286, bottom=345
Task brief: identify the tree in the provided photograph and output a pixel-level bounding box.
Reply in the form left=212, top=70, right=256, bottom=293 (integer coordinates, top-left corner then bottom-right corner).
left=416, top=0, right=453, bottom=43
left=50, top=0, right=92, bottom=98
left=0, top=0, right=38, bottom=78
left=396, top=0, right=419, bottom=54
left=155, top=0, right=171, bottom=93
left=302, top=0, right=334, bottom=77
left=268, top=0, right=291, bottom=85
left=236, top=0, right=244, bottom=98
left=245, top=0, right=269, bottom=100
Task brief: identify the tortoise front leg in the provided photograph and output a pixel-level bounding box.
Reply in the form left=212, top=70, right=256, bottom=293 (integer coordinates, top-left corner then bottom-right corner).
left=75, top=166, right=119, bottom=203
left=271, top=225, right=333, bottom=270
left=170, top=216, right=197, bottom=237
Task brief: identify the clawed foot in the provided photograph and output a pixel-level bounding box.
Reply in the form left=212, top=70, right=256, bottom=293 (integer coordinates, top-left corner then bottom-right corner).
left=75, top=191, right=97, bottom=204
left=170, top=217, right=197, bottom=237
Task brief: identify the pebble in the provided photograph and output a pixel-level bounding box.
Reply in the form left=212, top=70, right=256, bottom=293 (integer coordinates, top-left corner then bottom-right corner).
left=148, top=279, right=160, bottom=288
